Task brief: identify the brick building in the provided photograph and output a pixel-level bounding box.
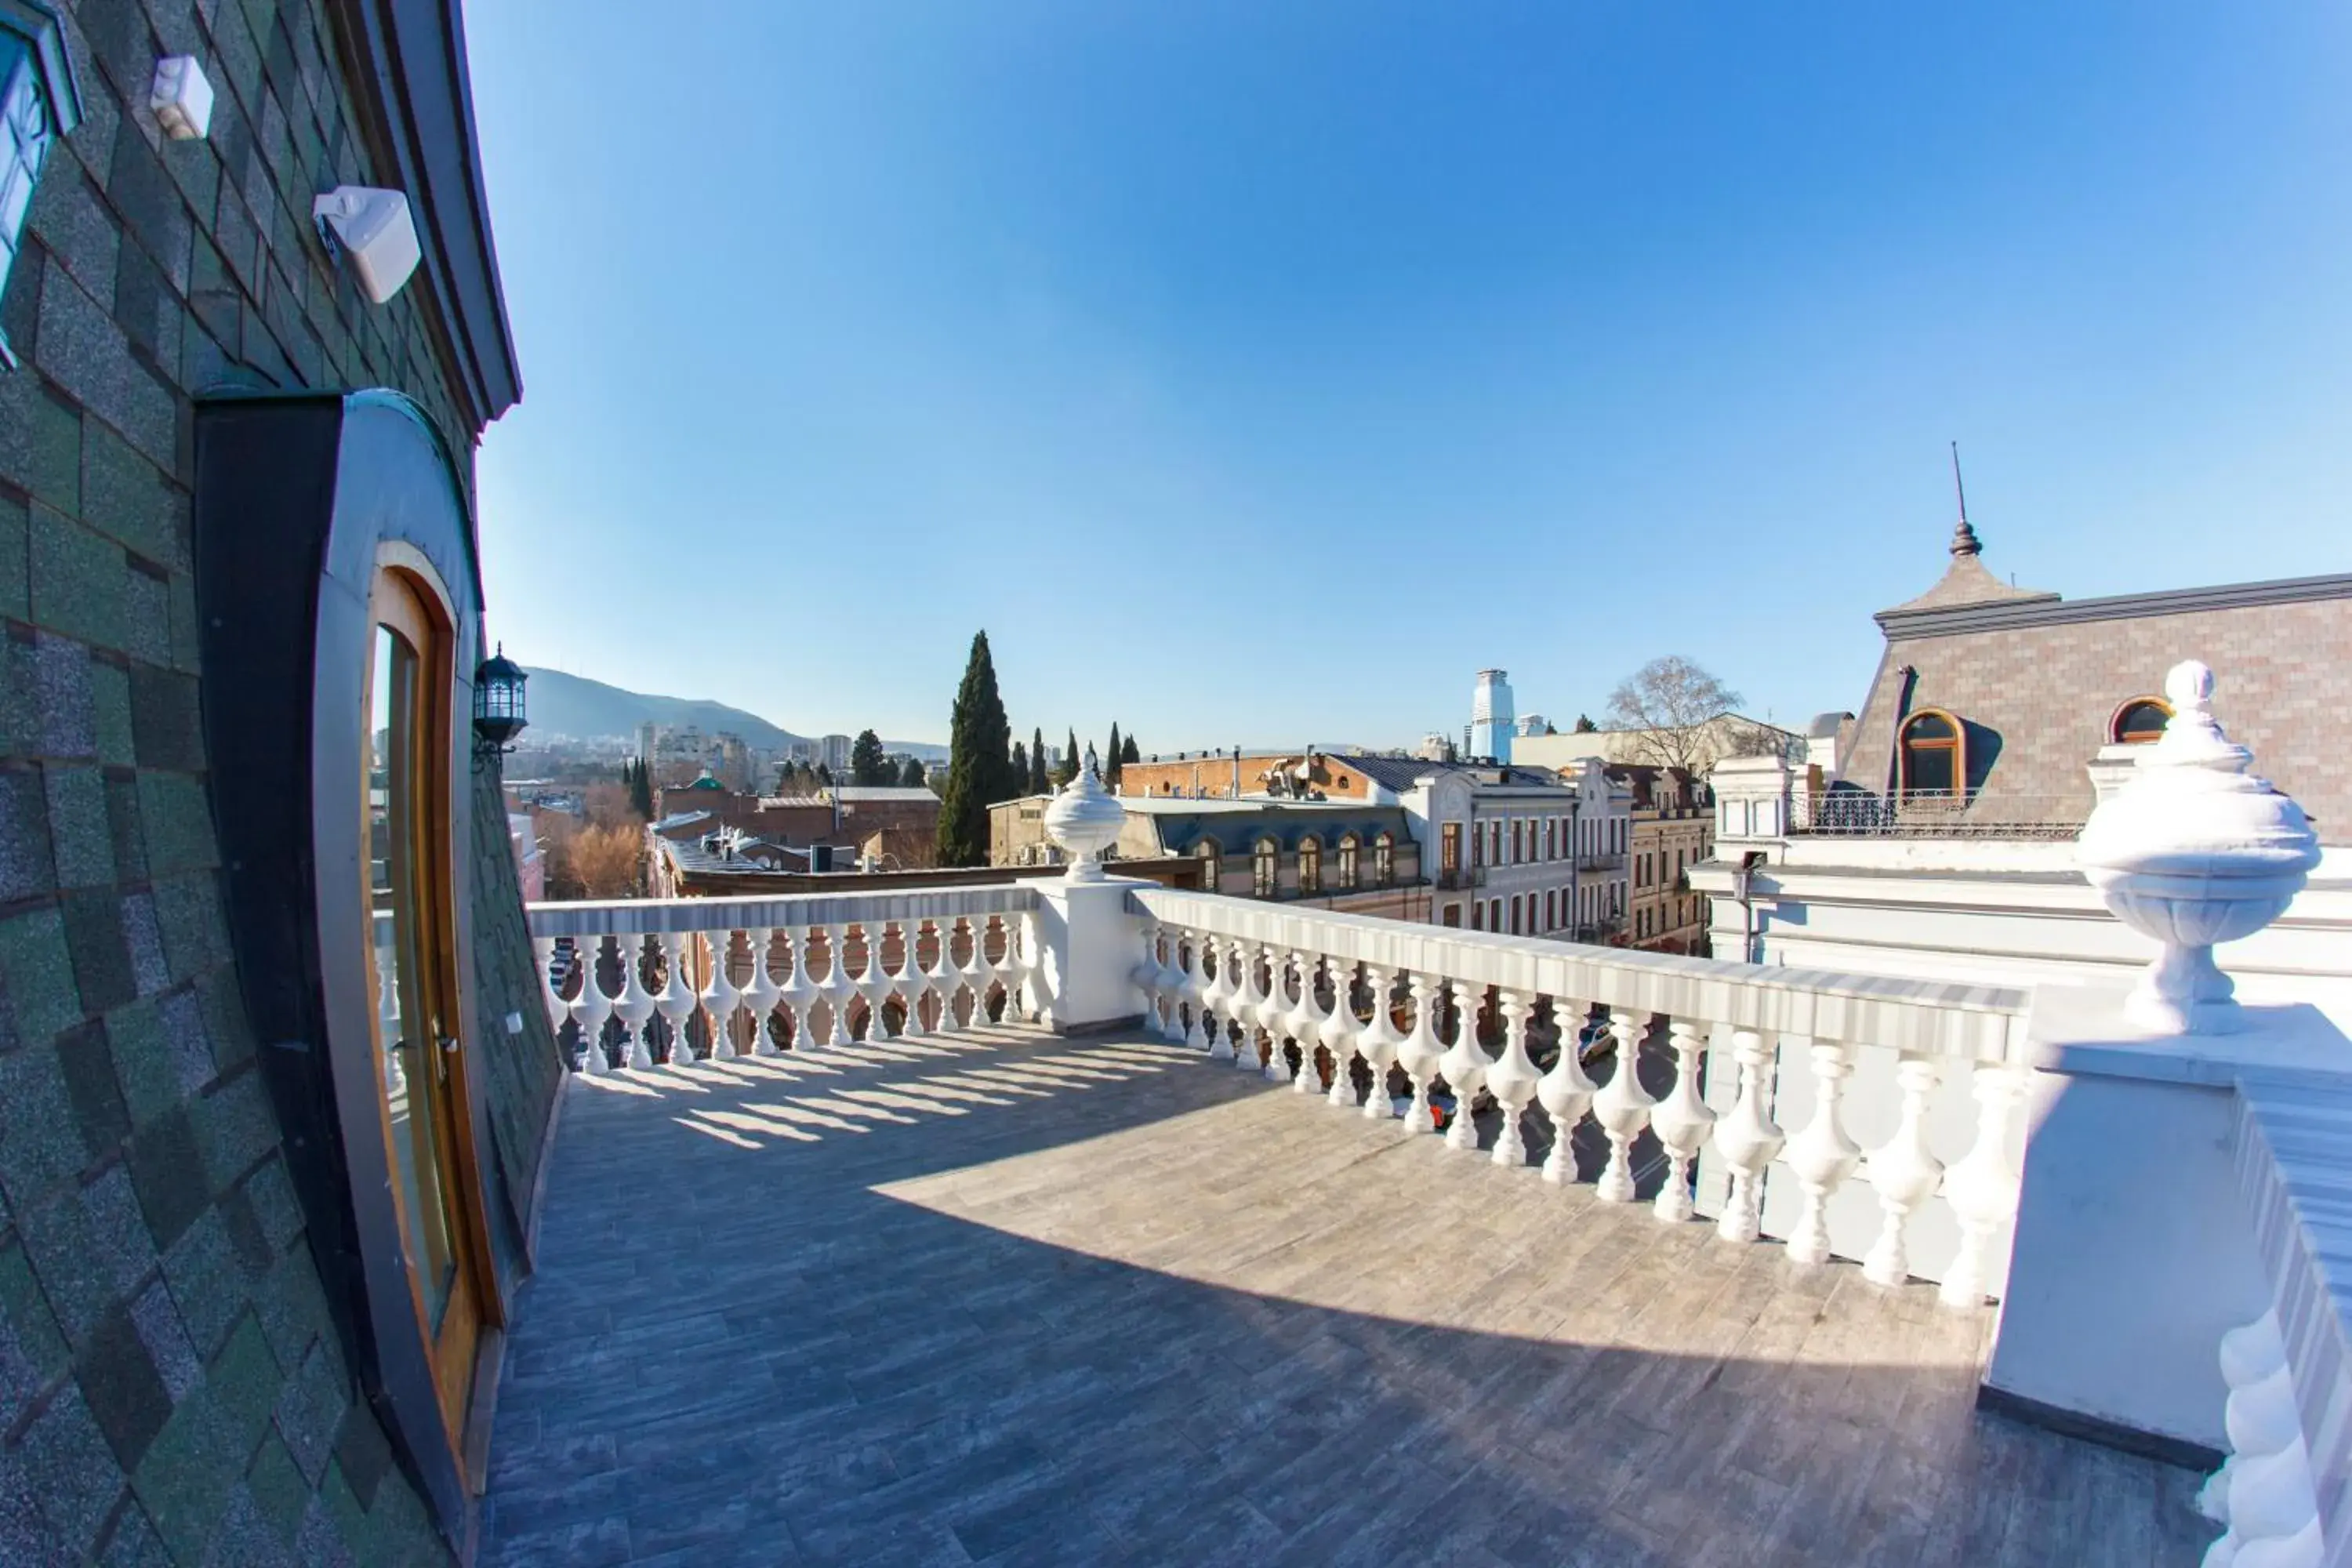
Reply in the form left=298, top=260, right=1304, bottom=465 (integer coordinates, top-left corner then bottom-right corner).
left=0, top=2, right=559, bottom=1559
left=1114, top=748, right=1384, bottom=801
left=1615, top=765, right=1712, bottom=954
left=1838, top=519, right=2350, bottom=834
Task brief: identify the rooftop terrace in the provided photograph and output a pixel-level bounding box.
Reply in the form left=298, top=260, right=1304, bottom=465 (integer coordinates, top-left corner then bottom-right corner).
left=481, top=1016, right=2211, bottom=1566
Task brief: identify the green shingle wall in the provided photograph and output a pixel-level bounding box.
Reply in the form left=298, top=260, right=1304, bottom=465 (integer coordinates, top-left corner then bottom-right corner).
left=0, top=1, right=557, bottom=1560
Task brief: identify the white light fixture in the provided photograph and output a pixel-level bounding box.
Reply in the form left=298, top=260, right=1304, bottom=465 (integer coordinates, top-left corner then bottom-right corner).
left=149, top=56, right=214, bottom=140
left=312, top=185, right=421, bottom=304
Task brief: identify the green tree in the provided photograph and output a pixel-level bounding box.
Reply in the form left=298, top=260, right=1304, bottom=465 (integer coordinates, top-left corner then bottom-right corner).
left=625, top=757, right=653, bottom=819
left=899, top=756, right=927, bottom=788
left=1106, top=722, right=1123, bottom=787
left=1010, top=740, right=1028, bottom=791
left=1053, top=728, right=1080, bottom=789
left=936, top=630, right=1014, bottom=866
left=815, top=762, right=833, bottom=787
left=1574, top=714, right=1599, bottom=733
left=850, top=728, right=890, bottom=786
left=1120, top=732, right=1140, bottom=767
left=1029, top=728, right=1048, bottom=794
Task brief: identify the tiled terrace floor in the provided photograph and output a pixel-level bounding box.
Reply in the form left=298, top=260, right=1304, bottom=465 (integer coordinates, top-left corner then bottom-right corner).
left=479, top=1024, right=2215, bottom=1566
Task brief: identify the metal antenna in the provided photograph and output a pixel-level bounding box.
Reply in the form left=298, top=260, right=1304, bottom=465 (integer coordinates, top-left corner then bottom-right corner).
left=1947, top=441, right=1981, bottom=557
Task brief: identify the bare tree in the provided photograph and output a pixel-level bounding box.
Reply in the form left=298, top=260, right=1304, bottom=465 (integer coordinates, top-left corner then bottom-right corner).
left=567, top=822, right=644, bottom=898
left=1602, top=656, right=1744, bottom=776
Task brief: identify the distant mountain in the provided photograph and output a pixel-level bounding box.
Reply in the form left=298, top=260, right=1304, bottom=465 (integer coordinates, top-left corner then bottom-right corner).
left=521, top=668, right=946, bottom=759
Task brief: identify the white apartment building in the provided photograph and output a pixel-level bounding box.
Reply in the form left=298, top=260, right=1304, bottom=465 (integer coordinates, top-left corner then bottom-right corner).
left=1348, top=755, right=1632, bottom=939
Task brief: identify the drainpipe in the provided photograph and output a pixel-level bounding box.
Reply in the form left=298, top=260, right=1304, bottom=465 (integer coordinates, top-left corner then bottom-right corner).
left=1232, top=745, right=1241, bottom=799
left=1569, top=796, right=1582, bottom=940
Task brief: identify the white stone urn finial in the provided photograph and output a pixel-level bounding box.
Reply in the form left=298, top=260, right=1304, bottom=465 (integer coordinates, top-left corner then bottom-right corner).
left=1043, top=744, right=1124, bottom=882
left=2075, top=660, right=2319, bottom=1035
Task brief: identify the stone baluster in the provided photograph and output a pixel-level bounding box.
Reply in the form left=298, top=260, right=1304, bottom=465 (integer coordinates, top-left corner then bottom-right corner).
left=1592, top=1013, right=1658, bottom=1203
left=1783, top=1038, right=1860, bottom=1264
left=1485, top=990, right=1541, bottom=1167
left=655, top=932, right=699, bottom=1071
left=2199, top=1312, right=2322, bottom=1567
left=614, top=935, right=659, bottom=1070
left=777, top=927, right=819, bottom=1050
left=1286, top=951, right=1328, bottom=1094
left=1131, top=920, right=1167, bottom=1039
left=1235, top=943, right=1274, bottom=1073
left=697, top=930, right=742, bottom=1060
left=818, top=923, right=856, bottom=1046
left=1648, top=1019, right=1717, bottom=1223
left=1356, top=965, right=1404, bottom=1120
left=1860, top=1056, right=1944, bottom=1285
left=1323, top=960, right=1366, bottom=1108
left=898, top=922, right=934, bottom=1039
left=1436, top=986, right=1491, bottom=1152
left=1711, top=1029, right=1784, bottom=1242
left=1395, top=974, right=1446, bottom=1134
left=1174, top=931, right=1207, bottom=1050
left=923, top=920, right=959, bottom=1031
left=985, top=916, right=1023, bottom=1024
left=742, top=927, right=785, bottom=1055
left=1537, top=1004, right=1599, bottom=1183
left=573, top=935, right=615, bottom=1075
left=533, top=936, right=572, bottom=1035
left=1200, top=936, right=1235, bottom=1060
left=956, top=918, right=992, bottom=1026
left=1937, top=1063, right=2026, bottom=1308
left=856, top=922, right=898, bottom=1042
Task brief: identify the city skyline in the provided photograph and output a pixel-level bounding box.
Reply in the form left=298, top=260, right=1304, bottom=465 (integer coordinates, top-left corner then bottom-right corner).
left=467, top=3, right=2351, bottom=743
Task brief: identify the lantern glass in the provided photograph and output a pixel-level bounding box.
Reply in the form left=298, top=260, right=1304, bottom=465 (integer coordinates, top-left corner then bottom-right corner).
left=472, top=644, right=527, bottom=751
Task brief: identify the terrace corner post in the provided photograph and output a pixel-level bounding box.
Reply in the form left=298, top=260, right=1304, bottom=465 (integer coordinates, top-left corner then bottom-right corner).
left=1034, top=877, right=1151, bottom=1034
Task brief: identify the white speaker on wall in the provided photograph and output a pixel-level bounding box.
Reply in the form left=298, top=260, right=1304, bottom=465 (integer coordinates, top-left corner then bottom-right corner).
left=312, top=185, right=422, bottom=305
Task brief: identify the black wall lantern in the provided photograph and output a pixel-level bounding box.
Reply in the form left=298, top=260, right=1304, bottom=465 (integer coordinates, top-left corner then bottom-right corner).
left=472, top=643, right=527, bottom=764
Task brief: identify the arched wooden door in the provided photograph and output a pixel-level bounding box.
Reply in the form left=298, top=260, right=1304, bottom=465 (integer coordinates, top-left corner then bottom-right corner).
left=362, top=561, right=491, bottom=1445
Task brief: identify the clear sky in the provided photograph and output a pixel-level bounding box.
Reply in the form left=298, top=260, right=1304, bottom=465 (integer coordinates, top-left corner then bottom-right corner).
left=466, top=2, right=2351, bottom=752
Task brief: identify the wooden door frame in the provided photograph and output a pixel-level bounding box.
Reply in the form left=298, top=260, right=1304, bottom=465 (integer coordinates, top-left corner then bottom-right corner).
left=361, top=549, right=503, bottom=1449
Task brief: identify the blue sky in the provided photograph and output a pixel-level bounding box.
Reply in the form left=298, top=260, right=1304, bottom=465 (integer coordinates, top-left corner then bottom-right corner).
left=466, top=2, right=2352, bottom=751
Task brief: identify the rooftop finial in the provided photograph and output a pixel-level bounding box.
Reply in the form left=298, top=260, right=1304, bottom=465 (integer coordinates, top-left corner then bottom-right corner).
left=1948, top=441, right=1980, bottom=557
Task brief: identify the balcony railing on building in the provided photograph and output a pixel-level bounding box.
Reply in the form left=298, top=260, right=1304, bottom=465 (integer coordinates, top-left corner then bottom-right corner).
left=1788, top=786, right=2087, bottom=839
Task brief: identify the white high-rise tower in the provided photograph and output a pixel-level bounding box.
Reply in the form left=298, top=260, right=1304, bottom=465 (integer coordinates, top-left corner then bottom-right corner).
left=1470, top=669, right=1515, bottom=763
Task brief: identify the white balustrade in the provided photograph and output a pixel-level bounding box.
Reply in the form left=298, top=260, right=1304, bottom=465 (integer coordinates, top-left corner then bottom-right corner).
left=1133, top=887, right=2035, bottom=1298
left=524, top=887, right=1044, bottom=1074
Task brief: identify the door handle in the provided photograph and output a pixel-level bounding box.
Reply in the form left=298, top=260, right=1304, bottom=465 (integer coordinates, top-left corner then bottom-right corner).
left=436, top=1035, right=458, bottom=1083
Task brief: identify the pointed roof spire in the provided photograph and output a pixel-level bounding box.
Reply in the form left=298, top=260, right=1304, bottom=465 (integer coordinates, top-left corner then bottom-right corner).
left=1948, top=441, right=1982, bottom=557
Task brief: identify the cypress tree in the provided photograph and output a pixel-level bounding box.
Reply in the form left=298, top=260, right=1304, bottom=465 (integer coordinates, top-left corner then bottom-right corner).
left=937, top=630, right=1014, bottom=866
left=899, top=757, right=927, bottom=788
left=1053, top=728, right=1080, bottom=788
left=850, top=728, right=889, bottom=786
left=1029, top=728, right=1048, bottom=794
left=1106, top=723, right=1123, bottom=787
left=1120, top=732, right=1140, bottom=766
left=626, top=757, right=653, bottom=819
left=1011, top=741, right=1028, bottom=791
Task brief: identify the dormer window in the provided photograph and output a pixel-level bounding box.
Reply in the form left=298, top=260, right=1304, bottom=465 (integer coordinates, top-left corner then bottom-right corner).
left=0, top=1, right=83, bottom=368
left=2111, top=696, right=2172, bottom=746
left=1896, top=710, right=1965, bottom=797
left=1337, top=833, right=1359, bottom=890
left=1252, top=837, right=1279, bottom=898
left=1374, top=831, right=1395, bottom=887
left=1298, top=835, right=1322, bottom=895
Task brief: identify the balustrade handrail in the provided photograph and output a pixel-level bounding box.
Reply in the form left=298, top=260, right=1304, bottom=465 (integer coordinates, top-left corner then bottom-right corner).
left=1788, top=788, right=2088, bottom=840
left=526, top=883, right=1039, bottom=938
left=1129, top=885, right=2031, bottom=1063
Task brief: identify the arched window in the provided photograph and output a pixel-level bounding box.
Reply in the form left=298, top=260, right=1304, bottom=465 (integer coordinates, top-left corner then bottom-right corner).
left=1896, top=710, right=1965, bottom=797
left=1298, top=835, right=1323, bottom=895
left=1337, top=833, right=1360, bottom=890
left=1195, top=839, right=1220, bottom=893
left=1253, top=837, right=1279, bottom=898
left=1374, top=831, right=1395, bottom=887
left=2111, top=695, right=2172, bottom=746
